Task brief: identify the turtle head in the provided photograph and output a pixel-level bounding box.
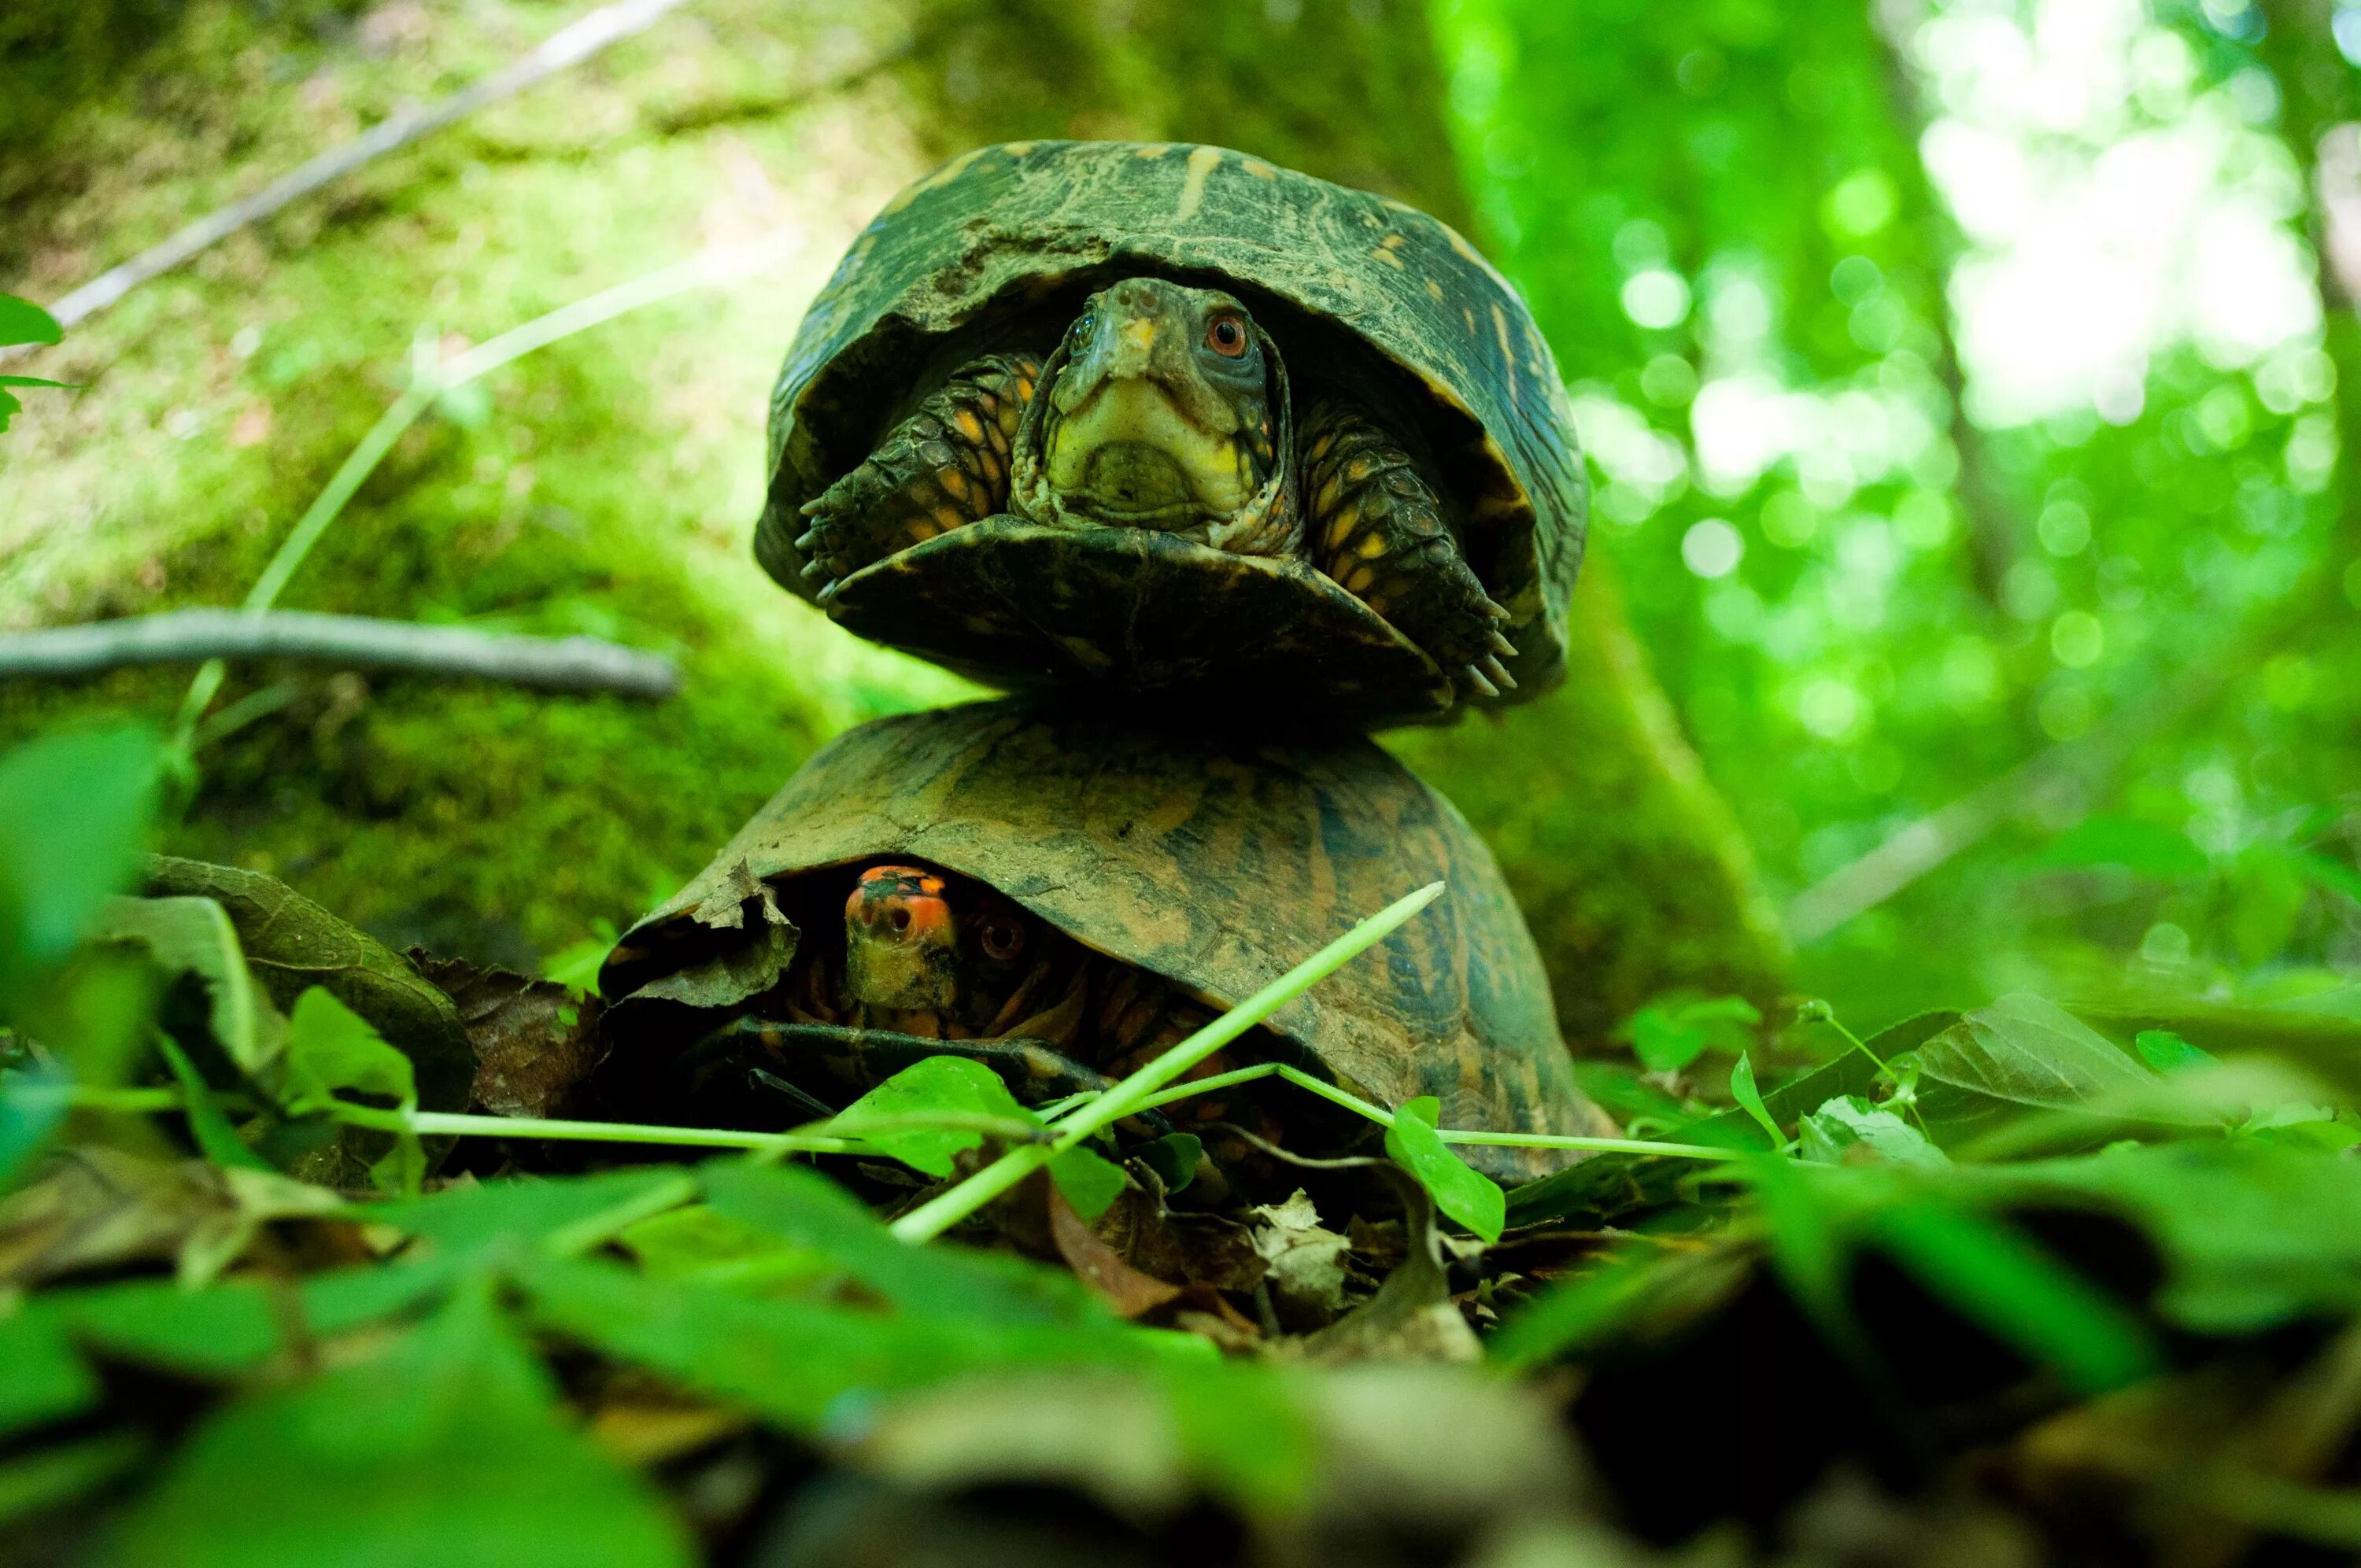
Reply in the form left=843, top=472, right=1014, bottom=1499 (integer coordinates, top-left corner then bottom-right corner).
left=1040, top=277, right=1280, bottom=527
left=841, top=863, right=1044, bottom=1020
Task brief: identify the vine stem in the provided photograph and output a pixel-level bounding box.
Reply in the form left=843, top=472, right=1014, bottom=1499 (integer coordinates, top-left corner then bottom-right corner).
left=887, top=883, right=1448, bottom=1244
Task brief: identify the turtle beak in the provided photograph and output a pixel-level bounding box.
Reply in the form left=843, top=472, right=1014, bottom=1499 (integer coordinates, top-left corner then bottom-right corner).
left=844, top=865, right=959, bottom=1011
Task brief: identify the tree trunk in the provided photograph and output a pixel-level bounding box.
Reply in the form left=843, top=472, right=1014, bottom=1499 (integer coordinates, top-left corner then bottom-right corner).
left=898, top=0, right=1787, bottom=1045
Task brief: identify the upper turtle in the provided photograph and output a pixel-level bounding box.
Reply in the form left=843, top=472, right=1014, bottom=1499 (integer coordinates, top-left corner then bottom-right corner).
left=756, top=141, right=1587, bottom=725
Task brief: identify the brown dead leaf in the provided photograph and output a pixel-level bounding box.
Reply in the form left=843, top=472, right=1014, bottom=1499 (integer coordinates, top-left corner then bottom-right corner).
left=413, top=954, right=600, bottom=1121
left=1047, top=1185, right=1181, bottom=1319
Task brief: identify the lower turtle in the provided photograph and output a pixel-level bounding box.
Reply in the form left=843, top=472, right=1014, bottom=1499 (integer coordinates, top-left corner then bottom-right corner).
left=596, top=700, right=1613, bottom=1184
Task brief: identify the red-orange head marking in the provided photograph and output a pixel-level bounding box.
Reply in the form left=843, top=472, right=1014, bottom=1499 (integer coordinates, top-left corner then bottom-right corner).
left=848, top=864, right=953, bottom=940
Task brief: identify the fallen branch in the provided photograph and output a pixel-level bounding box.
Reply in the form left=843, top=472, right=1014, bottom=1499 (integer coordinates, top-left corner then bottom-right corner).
left=2, top=0, right=691, bottom=356
left=0, top=610, right=679, bottom=699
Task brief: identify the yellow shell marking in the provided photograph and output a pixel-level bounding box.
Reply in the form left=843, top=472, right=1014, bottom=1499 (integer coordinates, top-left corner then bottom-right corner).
left=1424, top=278, right=1446, bottom=302
left=1369, top=245, right=1406, bottom=271
left=1003, top=141, right=1038, bottom=157
left=1176, top=146, right=1224, bottom=221
left=1492, top=303, right=1518, bottom=395
left=1242, top=159, right=1277, bottom=179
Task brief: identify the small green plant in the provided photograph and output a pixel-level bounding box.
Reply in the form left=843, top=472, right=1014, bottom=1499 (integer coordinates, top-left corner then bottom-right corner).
left=0, top=294, right=74, bottom=434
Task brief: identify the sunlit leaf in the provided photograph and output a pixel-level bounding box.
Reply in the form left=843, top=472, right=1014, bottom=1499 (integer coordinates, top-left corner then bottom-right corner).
left=2038, top=816, right=2209, bottom=881
left=1916, top=994, right=2154, bottom=1112
left=1799, top=1094, right=1947, bottom=1169
left=0, top=295, right=61, bottom=349
left=1728, top=1052, right=1780, bottom=1148
left=700, top=1161, right=1094, bottom=1326
left=93, top=897, right=281, bottom=1077
left=2134, top=1028, right=2215, bottom=1074
left=106, top=1283, right=690, bottom=1568
left=1047, top=1145, right=1128, bottom=1223
left=0, top=729, right=160, bottom=993
left=833, top=1054, right=1036, bottom=1178
left=1383, top=1095, right=1506, bottom=1243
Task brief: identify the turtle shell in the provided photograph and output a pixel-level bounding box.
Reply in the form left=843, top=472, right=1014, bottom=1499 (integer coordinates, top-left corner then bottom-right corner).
left=599, top=700, right=1613, bottom=1183
left=755, top=140, right=1587, bottom=725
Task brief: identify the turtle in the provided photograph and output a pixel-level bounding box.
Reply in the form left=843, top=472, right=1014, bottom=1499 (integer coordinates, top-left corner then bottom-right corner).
left=756, top=140, right=1587, bottom=725
left=595, top=699, right=1615, bottom=1185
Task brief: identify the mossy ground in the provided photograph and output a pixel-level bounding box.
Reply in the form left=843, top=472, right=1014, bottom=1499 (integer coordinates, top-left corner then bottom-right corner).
left=4, top=0, right=1786, bottom=1046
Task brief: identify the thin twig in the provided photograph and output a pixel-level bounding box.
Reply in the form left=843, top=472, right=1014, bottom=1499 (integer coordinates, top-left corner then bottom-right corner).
left=0, top=609, right=679, bottom=698
left=2, top=0, right=693, bottom=356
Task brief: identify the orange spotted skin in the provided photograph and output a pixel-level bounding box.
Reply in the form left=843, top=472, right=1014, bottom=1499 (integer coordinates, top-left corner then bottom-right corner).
left=1298, top=399, right=1510, bottom=679
left=793, top=355, right=1039, bottom=601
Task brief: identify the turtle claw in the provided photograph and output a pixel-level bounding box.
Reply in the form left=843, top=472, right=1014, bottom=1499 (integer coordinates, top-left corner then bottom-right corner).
left=1462, top=662, right=1502, bottom=700
left=1487, top=629, right=1517, bottom=659
left=1480, top=653, right=1517, bottom=691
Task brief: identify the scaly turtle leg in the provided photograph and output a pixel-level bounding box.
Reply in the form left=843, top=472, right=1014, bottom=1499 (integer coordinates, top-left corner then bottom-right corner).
left=794, top=353, right=1040, bottom=602
left=1298, top=397, right=1517, bottom=699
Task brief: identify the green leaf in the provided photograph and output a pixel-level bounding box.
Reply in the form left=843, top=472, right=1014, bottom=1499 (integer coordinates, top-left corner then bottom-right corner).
left=52, top=1264, right=449, bottom=1381
left=541, top=919, right=619, bottom=996
left=282, top=987, right=416, bottom=1113
left=1916, top=993, right=2155, bottom=1112
left=1505, top=1013, right=1958, bottom=1230
left=1799, top=1095, right=1948, bottom=1169
left=700, top=1161, right=1092, bottom=1325
left=616, top=1203, right=823, bottom=1286
left=0, top=375, right=75, bottom=389
left=1383, top=1095, right=1506, bottom=1243
left=1621, top=992, right=1761, bottom=1073
left=366, top=1168, right=697, bottom=1267
left=0, top=1430, right=144, bottom=1528
left=0, top=1064, right=69, bottom=1187
left=1728, top=1052, right=1780, bottom=1148
left=0, top=386, right=17, bottom=431
left=1863, top=1197, right=2159, bottom=1395
left=0, top=294, right=61, bottom=349
left=0, top=1310, right=98, bottom=1439
left=1969, top=1142, right=2361, bottom=1333
left=516, top=1252, right=1144, bottom=1431
left=103, top=1283, right=691, bottom=1568
left=833, top=1054, right=1036, bottom=1178
left=1134, top=1131, right=1203, bottom=1193
left=2134, top=1028, right=2216, bottom=1074
left=146, top=857, right=475, bottom=1114
left=1047, top=1145, right=1128, bottom=1221
left=0, top=729, right=159, bottom=991
left=1749, top=1154, right=1864, bottom=1362
left=2038, top=815, right=2209, bottom=881
left=157, top=1036, right=272, bottom=1172
left=94, top=897, right=282, bottom=1076
left=1626, top=1005, right=1709, bottom=1072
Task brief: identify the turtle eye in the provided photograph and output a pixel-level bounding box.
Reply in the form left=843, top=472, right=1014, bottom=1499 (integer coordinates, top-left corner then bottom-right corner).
left=1205, top=315, right=1249, bottom=358
left=979, top=914, right=1028, bottom=962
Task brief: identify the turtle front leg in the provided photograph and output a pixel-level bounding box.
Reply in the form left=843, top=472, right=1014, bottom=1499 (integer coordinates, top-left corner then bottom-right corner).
left=794, top=353, right=1040, bottom=602
left=1298, top=397, right=1519, bottom=699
